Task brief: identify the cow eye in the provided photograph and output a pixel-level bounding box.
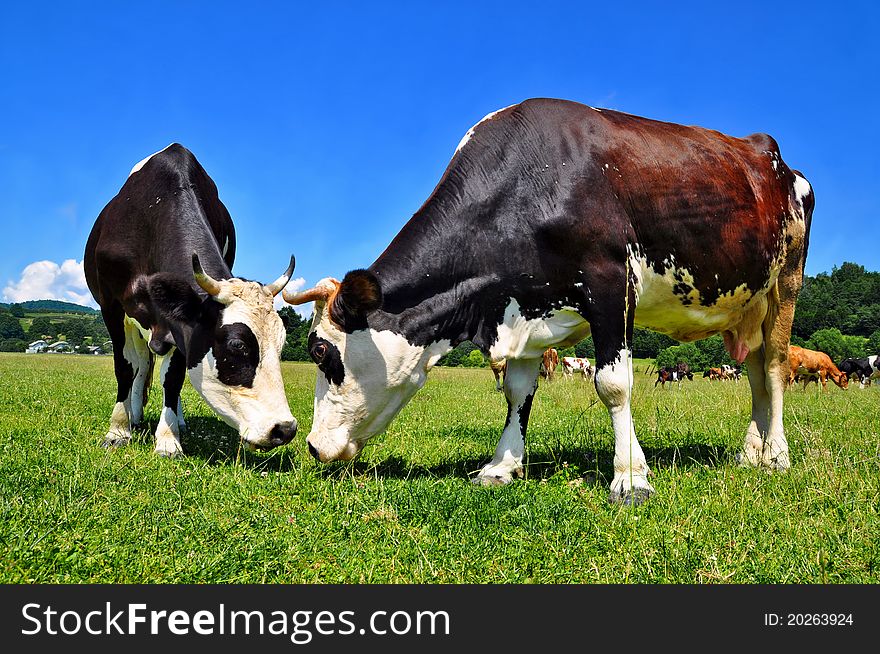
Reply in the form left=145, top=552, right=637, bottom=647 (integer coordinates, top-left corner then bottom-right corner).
left=311, top=342, right=328, bottom=363
left=228, top=338, right=247, bottom=353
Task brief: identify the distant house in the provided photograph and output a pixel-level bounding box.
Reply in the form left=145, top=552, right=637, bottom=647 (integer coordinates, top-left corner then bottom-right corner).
left=26, top=340, right=49, bottom=354
left=48, top=341, right=72, bottom=353
left=84, top=345, right=104, bottom=355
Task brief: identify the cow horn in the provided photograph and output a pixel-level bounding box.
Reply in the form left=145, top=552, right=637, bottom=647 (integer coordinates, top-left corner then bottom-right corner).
left=192, top=252, right=222, bottom=297
left=282, top=278, right=337, bottom=305
left=264, top=255, right=296, bottom=297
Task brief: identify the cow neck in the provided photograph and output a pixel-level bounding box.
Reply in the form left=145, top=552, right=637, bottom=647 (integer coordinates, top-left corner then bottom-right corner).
left=367, top=205, right=487, bottom=348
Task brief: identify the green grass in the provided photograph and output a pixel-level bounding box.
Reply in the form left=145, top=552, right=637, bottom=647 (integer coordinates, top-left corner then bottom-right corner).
left=1, top=352, right=878, bottom=583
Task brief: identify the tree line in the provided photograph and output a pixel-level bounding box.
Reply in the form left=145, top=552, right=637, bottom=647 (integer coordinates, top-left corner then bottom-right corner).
left=4, top=262, right=876, bottom=366
left=0, top=308, right=110, bottom=353
left=273, top=262, right=880, bottom=370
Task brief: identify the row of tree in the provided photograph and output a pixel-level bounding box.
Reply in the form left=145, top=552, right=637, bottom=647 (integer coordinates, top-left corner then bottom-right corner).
left=273, top=263, right=880, bottom=370
left=4, top=262, right=876, bottom=364
left=0, top=310, right=110, bottom=353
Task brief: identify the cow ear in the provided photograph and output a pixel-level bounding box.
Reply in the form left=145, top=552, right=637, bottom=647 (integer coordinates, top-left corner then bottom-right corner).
left=330, top=269, right=382, bottom=331
left=147, top=273, right=204, bottom=323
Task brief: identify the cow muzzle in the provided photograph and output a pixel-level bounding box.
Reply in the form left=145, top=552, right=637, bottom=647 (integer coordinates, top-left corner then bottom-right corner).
left=306, top=429, right=363, bottom=463
left=246, top=419, right=298, bottom=451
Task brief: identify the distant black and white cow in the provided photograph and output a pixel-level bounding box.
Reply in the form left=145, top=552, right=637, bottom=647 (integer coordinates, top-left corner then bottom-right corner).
left=84, top=144, right=298, bottom=456
left=838, top=356, right=879, bottom=388
left=721, top=363, right=743, bottom=382
left=654, top=363, right=693, bottom=388
left=285, top=98, right=813, bottom=505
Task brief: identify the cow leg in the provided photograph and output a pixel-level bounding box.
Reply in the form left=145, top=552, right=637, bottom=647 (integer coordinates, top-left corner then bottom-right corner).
left=122, top=316, right=153, bottom=427
left=154, top=350, right=186, bottom=458
left=594, top=345, right=653, bottom=505
left=474, top=357, right=541, bottom=486
left=740, top=236, right=803, bottom=469
left=590, top=290, right=654, bottom=505
left=101, top=304, right=134, bottom=448
left=738, top=348, right=772, bottom=466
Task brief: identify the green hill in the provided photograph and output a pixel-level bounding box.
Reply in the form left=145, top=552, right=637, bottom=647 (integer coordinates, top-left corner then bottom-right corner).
left=0, top=299, right=97, bottom=314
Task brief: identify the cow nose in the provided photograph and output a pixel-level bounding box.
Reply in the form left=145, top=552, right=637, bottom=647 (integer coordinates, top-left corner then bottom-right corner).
left=307, top=441, right=320, bottom=461
left=269, top=421, right=297, bottom=446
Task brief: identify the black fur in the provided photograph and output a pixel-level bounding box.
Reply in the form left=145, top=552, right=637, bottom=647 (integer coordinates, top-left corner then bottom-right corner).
left=213, top=322, right=260, bottom=387
left=309, top=331, right=345, bottom=386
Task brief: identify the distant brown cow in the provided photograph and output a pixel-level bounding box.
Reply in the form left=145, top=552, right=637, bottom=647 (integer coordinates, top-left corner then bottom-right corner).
left=788, top=345, right=849, bottom=390
left=490, top=359, right=507, bottom=392
left=540, top=348, right=559, bottom=381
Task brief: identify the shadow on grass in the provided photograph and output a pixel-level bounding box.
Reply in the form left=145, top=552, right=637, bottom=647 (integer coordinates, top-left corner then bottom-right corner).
left=143, top=418, right=738, bottom=484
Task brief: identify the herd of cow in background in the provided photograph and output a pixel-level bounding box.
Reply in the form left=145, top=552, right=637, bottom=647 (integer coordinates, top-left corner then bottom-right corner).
left=490, top=347, right=880, bottom=392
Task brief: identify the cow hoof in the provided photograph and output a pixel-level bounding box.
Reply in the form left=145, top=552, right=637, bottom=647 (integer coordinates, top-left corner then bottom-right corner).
left=608, top=487, right=654, bottom=506
left=154, top=441, right=184, bottom=458
left=101, top=435, right=131, bottom=449
left=472, top=473, right=511, bottom=487
left=155, top=448, right=183, bottom=459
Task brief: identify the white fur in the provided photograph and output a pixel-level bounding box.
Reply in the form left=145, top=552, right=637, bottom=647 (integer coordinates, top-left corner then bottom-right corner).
left=475, top=358, right=540, bottom=485
left=792, top=173, right=812, bottom=216
left=187, top=283, right=294, bottom=449
left=128, top=144, right=174, bottom=177
left=594, top=349, right=654, bottom=499
left=306, top=299, right=451, bottom=461
left=122, top=315, right=152, bottom=425
left=628, top=245, right=772, bottom=346
left=454, top=104, right=517, bottom=154
left=488, top=298, right=589, bottom=361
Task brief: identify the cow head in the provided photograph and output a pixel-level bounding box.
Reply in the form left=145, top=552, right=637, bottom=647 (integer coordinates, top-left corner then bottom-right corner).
left=284, top=270, right=441, bottom=462
left=149, top=254, right=297, bottom=450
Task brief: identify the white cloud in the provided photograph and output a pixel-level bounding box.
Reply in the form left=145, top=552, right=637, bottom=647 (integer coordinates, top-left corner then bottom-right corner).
left=2, top=259, right=98, bottom=308
left=273, top=276, right=313, bottom=317
left=4, top=262, right=315, bottom=316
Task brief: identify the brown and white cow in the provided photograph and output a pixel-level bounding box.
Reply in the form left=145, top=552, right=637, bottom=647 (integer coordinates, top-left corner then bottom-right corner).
left=561, top=356, right=593, bottom=380
left=286, top=98, right=813, bottom=505
left=84, top=144, right=298, bottom=456
left=540, top=348, right=559, bottom=381
left=788, top=345, right=849, bottom=390
left=490, top=358, right=507, bottom=391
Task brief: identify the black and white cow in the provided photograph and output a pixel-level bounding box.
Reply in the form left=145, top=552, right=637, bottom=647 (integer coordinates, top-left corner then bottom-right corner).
left=285, top=98, right=813, bottom=505
left=654, top=363, right=693, bottom=389
left=84, top=144, right=298, bottom=456
left=838, top=356, right=880, bottom=388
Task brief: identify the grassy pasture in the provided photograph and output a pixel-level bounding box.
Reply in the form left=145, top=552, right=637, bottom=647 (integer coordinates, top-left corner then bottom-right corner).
left=0, top=352, right=878, bottom=583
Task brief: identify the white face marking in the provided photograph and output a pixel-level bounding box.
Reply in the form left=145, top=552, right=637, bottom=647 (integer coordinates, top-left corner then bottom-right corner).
left=128, top=144, right=175, bottom=177
left=454, top=104, right=517, bottom=154
left=305, top=292, right=450, bottom=461
left=488, top=298, right=589, bottom=362
left=185, top=279, right=295, bottom=449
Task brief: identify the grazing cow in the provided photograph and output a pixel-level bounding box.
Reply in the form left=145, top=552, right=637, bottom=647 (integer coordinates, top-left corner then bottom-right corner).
left=540, top=347, right=559, bottom=381
left=788, top=345, right=849, bottom=390
left=285, top=98, right=812, bottom=505
left=704, top=367, right=723, bottom=380
left=655, top=363, right=692, bottom=388
left=655, top=367, right=674, bottom=388
left=490, top=358, right=507, bottom=391
left=561, top=356, right=593, bottom=380
left=837, top=356, right=879, bottom=389
left=721, top=363, right=743, bottom=381
left=84, top=144, right=298, bottom=456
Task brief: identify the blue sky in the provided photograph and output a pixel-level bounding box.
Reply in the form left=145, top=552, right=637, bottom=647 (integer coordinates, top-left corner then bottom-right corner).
left=1, top=1, right=877, bottom=308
